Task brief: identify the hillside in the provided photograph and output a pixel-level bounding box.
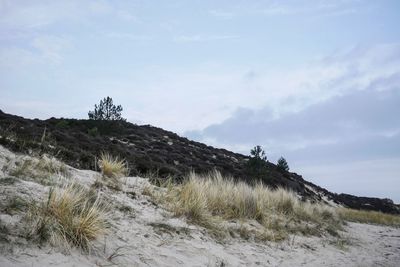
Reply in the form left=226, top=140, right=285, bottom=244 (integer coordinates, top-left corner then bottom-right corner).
left=0, top=110, right=398, bottom=214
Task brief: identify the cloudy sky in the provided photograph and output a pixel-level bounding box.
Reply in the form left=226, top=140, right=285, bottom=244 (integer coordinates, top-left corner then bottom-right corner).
left=1, top=0, right=399, bottom=202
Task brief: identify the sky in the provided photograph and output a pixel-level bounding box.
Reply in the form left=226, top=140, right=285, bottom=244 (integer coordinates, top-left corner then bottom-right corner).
left=1, top=0, right=399, bottom=202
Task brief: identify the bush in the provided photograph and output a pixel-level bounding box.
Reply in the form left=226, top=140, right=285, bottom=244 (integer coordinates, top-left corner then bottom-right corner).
left=87, top=127, right=98, bottom=137
left=55, top=120, right=69, bottom=129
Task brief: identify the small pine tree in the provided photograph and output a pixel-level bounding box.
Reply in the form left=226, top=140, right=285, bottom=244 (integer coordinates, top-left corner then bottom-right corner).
left=246, top=145, right=269, bottom=179
left=277, top=157, right=289, bottom=172
left=250, top=145, right=267, bottom=161
left=88, top=96, right=126, bottom=121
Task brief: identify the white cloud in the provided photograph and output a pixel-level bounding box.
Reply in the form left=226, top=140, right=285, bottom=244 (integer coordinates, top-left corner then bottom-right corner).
left=0, top=34, right=71, bottom=69
left=260, top=5, right=296, bottom=16
left=211, top=0, right=366, bottom=18
left=105, top=32, right=153, bottom=41
left=173, top=34, right=239, bottom=43
left=31, top=35, right=71, bottom=64
left=0, top=1, right=79, bottom=29
left=0, top=98, right=84, bottom=119
left=179, top=45, right=400, bottom=185
left=208, top=10, right=235, bottom=19
left=0, top=0, right=139, bottom=31
left=2, top=41, right=398, bottom=134
left=0, top=47, right=40, bottom=71
left=116, top=10, right=138, bottom=22
left=159, top=20, right=180, bottom=32
left=247, top=44, right=400, bottom=117
left=87, top=43, right=399, bottom=134
left=88, top=0, right=113, bottom=15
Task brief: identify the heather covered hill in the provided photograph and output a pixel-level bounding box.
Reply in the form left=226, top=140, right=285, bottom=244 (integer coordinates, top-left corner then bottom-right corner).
left=0, top=110, right=398, bottom=214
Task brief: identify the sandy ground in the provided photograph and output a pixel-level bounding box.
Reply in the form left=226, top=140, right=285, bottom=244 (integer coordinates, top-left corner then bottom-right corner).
left=0, top=145, right=399, bottom=267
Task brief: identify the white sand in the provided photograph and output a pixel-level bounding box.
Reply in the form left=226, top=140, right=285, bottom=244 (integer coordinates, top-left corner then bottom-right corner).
left=0, top=145, right=399, bottom=267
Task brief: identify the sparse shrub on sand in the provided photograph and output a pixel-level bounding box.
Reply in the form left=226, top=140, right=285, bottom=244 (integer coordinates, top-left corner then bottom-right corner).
left=98, top=153, right=129, bottom=178
left=97, top=153, right=129, bottom=189
left=27, top=183, right=109, bottom=251
left=1, top=196, right=28, bottom=215
left=9, top=156, right=70, bottom=185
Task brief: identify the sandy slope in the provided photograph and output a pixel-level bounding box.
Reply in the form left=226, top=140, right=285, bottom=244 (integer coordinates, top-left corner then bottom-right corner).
left=0, top=146, right=399, bottom=267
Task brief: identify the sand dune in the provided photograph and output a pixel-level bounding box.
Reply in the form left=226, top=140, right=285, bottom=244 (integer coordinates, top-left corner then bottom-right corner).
left=0, top=146, right=399, bottom=267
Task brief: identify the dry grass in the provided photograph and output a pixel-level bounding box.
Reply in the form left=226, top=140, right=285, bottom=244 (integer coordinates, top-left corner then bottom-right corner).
left=27, top=183, right=109, bottom=251
left=155, top=171, right=341, bottom=240
left=338, top=208, right=400, bottom=227
left=98, top=153, right=128, bottom=189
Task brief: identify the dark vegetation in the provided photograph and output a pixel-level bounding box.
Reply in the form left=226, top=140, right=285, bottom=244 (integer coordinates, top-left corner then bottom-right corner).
left=0, top=110, right=399, bottom=214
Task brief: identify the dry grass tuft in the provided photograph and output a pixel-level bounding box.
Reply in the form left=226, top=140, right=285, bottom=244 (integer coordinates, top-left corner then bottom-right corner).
left=155, top=171, right=341, bottom=240
left=98, top=153, right=128, bottom=189
left=27, top=183, right=109, bottom=251
left=338, top=208, right=400, bottom=227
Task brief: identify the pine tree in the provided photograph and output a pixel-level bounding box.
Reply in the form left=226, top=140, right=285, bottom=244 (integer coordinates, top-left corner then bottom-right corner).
left=277, top=157, right=289, bottom=172
left=250, top=145, right=267, bottom=161
left=246, top=145, right=269, bottom=179
left=88, top=97, right=126, bottom=121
